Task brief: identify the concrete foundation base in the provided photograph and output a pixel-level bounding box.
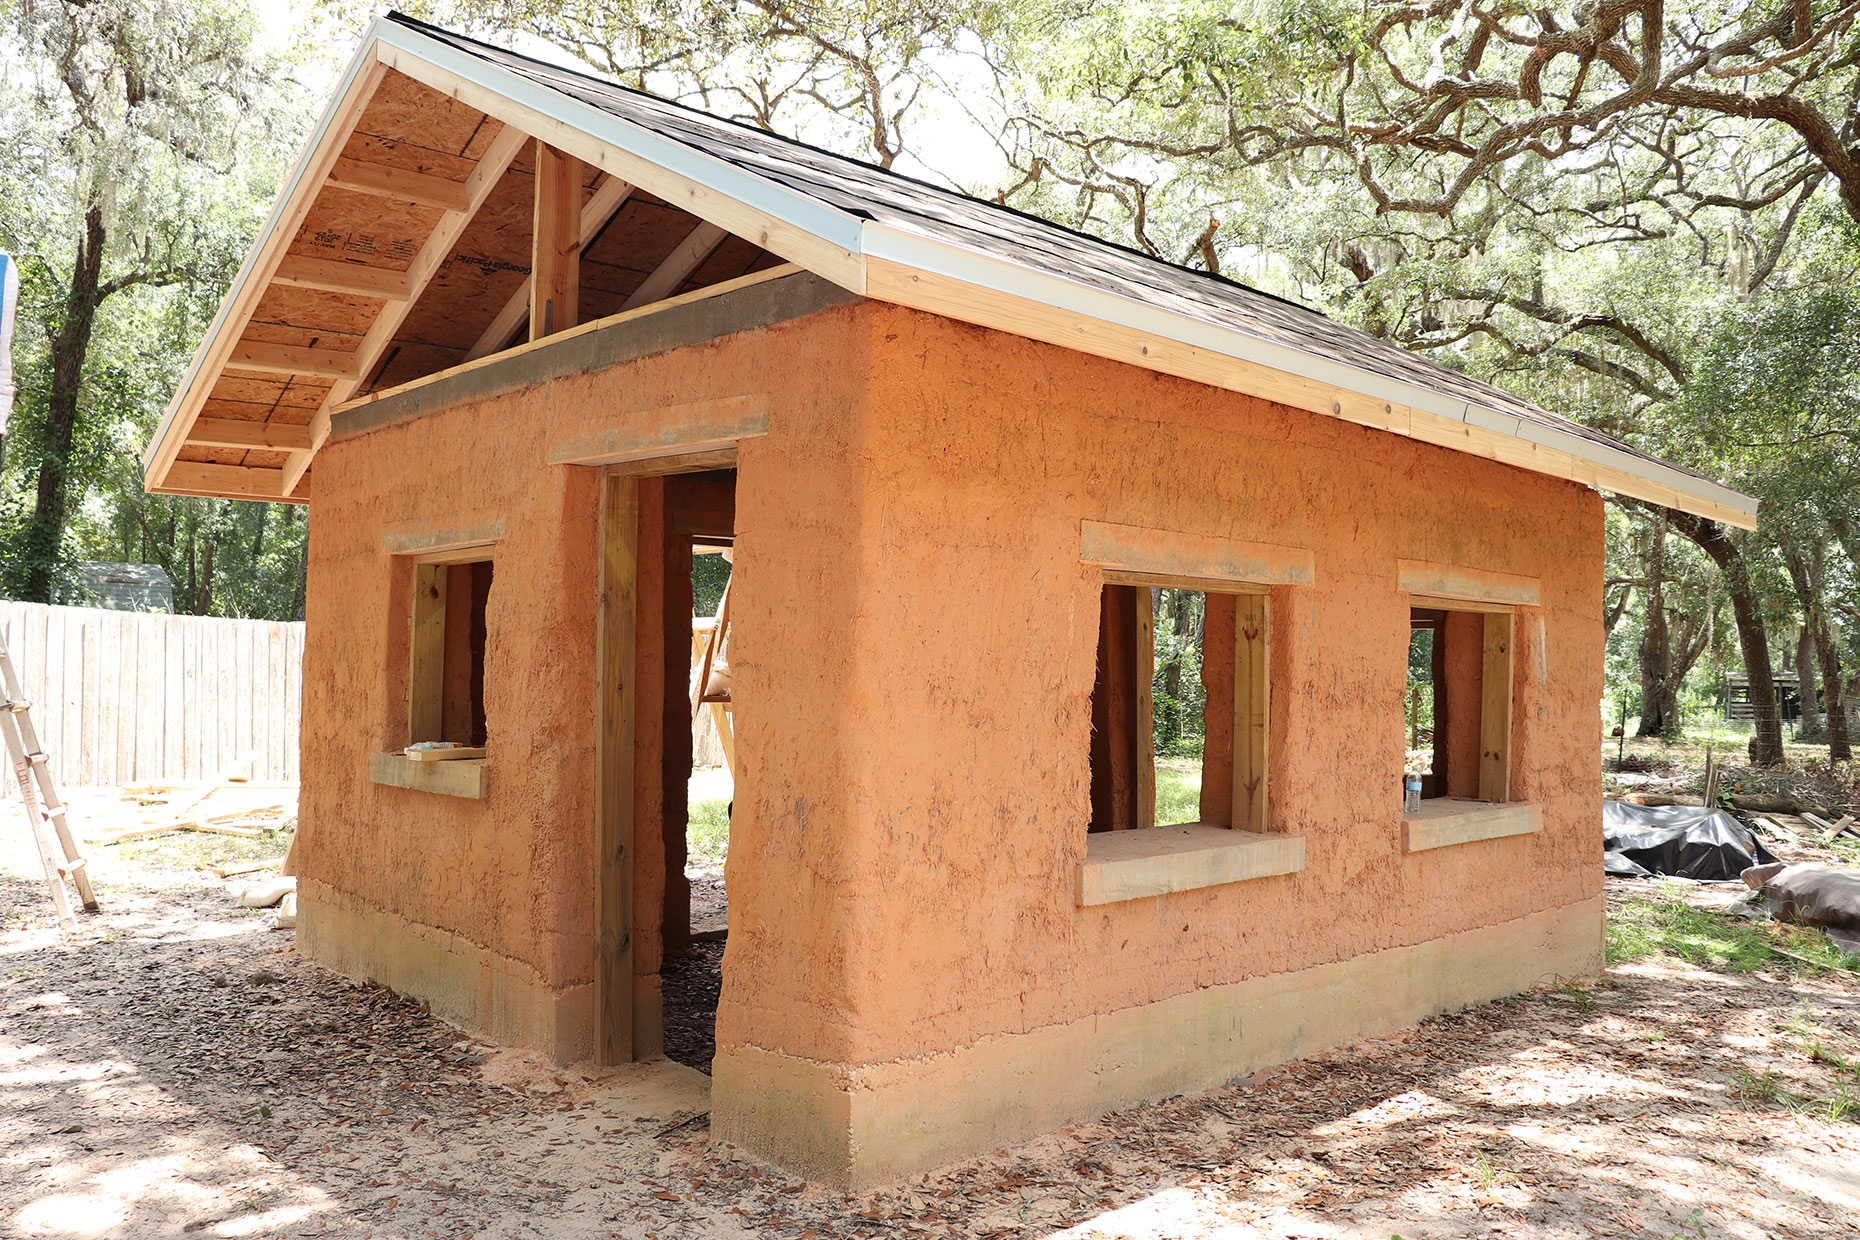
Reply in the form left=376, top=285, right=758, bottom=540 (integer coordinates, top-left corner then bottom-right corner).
left=299, top=879, right=595, bottom=1063
left=712, top=895, right=1603, bottom=1188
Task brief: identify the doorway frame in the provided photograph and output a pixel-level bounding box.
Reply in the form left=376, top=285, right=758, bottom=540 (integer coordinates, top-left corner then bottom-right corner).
left=593, top=450, right=744, bottom=1065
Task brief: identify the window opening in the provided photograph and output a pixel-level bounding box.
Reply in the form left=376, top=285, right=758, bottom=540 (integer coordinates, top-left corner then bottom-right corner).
left=1089, top=583, right=1270, bottom=834
left=409, top=558, right=492, bottom=748
left=1406, top=605, right=1513, bottom=805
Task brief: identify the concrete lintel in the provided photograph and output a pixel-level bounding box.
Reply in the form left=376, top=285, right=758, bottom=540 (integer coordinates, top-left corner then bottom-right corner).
left=1081, top=520, right=1315, bottom=587
left=1399, top=559, right=1541, bottom=608
left=1076, top=825, right=1305, bottom=905
left=368, top=751, right=489, bottom=799
left=547, top=396, right=768, bottom=466
left=1402, top=800, right=1539, bottom=852
left=329, top=270, right=858, bottom=442
left=382, top=517, right=506, bottom=557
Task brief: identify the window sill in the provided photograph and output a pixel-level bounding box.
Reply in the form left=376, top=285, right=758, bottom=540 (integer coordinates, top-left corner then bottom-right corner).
left=369, top=751, right=488, bottom=800
left=1076, top=824, right=1305, bottom=906
left=1401, top=799, right=1537, bottom=852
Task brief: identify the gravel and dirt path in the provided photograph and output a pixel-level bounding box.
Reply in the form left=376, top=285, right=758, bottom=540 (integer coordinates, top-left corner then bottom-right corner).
left=4, top=799, right=1859, bottom=1238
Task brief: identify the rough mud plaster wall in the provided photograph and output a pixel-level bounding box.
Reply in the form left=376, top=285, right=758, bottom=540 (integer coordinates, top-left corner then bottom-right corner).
left=299, top=304, right=870, bottom=1058
left=302, top=442, right=600, bottom=1037
left=807, top=303, right=1603, bottom=1068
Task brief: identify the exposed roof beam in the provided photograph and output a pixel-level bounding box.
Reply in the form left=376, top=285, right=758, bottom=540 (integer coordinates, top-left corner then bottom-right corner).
left=530, top=143, right=582, bottom=340
left=621, top=221, right=728, bottom=311
left=464, top=174, right=636, bottom=362
left=328, top=155, right=472, bottom=212
left=272, top=255, right=413, bottom=300
left=278, top=121, right=532, bottom=496
left=228, top=342, right=361, bottom=380
left=186, top=418, right=315, bottom=451
left=162, top=461, right=289, bottom=500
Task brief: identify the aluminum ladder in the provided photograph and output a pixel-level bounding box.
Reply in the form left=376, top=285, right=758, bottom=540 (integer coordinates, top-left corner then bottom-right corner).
left=0, top=627, right=97, bottom=928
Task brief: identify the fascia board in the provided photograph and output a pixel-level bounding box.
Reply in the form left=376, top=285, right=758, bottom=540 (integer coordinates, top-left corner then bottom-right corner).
left=861, top=218, right=1758, bottom=526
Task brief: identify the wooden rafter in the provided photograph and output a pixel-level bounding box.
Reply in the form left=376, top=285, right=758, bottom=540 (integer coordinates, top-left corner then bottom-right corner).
left=228, top=342, right=361, bottom=380
left=530, top=142, right=582, bottom=341
left=272, top=255, right=414, bottom=300
left=145, top=56, right=391, bottom=493
left=464, top=174, right=635, bottom=362
left=277, top=121, right=532, bottom=497
left=185, top=418, right=314, bottom=451
left=164, top=462, right=290, bottom=499
left=621, top=221, right=728, bottom=311
left=327, top=155, right=472, bottom=212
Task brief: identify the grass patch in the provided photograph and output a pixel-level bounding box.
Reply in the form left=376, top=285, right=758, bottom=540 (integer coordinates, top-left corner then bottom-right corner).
left=1155, top=761, right=1202, bottom=826
left=103, top=825, right=294, bottom=873
left=688, top=766, right=733, bottom=870
left=1609, top=887, right=1860, bottom=975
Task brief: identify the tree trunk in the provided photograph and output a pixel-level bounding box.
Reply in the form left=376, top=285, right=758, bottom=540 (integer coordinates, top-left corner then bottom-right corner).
left=1667, top=509, right=1784, bottom=766
left=1636, top=516, right=1678, bottom=737
left=20, top=205, right=107, bottom=602
left=1796, top=625, right=1820, bottom=735
left=1784, top=543, right=1852, bottom=761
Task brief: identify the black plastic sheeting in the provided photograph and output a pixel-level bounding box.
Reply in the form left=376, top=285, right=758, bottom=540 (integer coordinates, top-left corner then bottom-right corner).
left=1603, top=801, right=1779, bottom=880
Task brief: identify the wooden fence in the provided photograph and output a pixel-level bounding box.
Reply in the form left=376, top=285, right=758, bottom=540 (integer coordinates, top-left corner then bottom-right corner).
left=0, top=601, right=303, bottom=786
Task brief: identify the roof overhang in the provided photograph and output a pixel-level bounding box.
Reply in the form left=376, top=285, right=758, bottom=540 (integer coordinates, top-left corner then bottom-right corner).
left=145, top=16, right=1758, bottom=530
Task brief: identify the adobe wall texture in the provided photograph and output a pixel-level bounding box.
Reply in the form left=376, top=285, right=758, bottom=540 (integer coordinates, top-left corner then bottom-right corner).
left=296, top=287, right=1603, bottom=1188
left=296, top=291, right=871, bottom=1062
left=710, top=301, right=1605, bottom=1184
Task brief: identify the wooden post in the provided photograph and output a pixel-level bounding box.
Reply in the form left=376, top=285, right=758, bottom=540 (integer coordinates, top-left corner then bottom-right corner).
left=595, top=473, right=639, bottom=1065
left=1233, top=592, right=1270, bottom=832
left=530, top=141, right=581, bottom=341
left=408, top=564, right=447, bottom=743
left=1133, top=587, right=1156, bottom=830
left=1479, top=611, right=1514, bottom=803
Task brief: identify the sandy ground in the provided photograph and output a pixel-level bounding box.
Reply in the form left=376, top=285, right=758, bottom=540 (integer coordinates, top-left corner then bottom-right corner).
left=4, top=792, right=1860, bottom=1238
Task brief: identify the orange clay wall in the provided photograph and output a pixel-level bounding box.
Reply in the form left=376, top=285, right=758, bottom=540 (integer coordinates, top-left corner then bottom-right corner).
left=296, top=288, right=1601, bottom=1132
left=712, top=301, right=1604, bottom=1074
left=295, top=297, right=873, bottom=1060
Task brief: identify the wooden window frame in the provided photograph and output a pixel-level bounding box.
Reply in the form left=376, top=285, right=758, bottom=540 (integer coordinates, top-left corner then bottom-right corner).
left=1097, top=570, right=1273, bottom=834
left=405, top=548, right=494, bottom=749
left=1406, top=596, right=1514, bottom=805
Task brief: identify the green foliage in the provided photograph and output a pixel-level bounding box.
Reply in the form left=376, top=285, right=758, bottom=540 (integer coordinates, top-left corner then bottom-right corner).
left=1150, top=588, right=1205, bottom=757
left=692, top=551, right=730, bottom=619
left=686, top=766, right=734, bottom=870
left=0, top=0, right=329, bottom=615
left=1154, top=762, right=1200, bottom=827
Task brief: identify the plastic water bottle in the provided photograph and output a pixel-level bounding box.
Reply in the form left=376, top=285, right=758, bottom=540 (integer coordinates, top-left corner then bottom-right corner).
left=1404, top=776, right=1422, bottom=815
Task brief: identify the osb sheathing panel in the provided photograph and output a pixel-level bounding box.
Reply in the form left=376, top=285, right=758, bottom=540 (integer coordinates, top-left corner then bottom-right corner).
left=358, top=67, right=494, bottom=159
left=249, top=285, right=380, bottom=341
left=341, top=130, right=477, bottom=183
left=175, top=444, right=248, bottom=465
left=290, top=185, right=437, bottom=270
left=366, top=162, right=543, bottom=390
left=296, top=301, right=871, bottom=1030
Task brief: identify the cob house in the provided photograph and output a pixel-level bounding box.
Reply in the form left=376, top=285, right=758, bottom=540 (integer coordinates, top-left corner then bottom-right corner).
left=143, top=14, right=1760, bottom=1188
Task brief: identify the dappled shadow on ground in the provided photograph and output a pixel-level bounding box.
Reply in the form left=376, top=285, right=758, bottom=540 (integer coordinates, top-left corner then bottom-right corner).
left=4, top=850, right=1859, bottom=1237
